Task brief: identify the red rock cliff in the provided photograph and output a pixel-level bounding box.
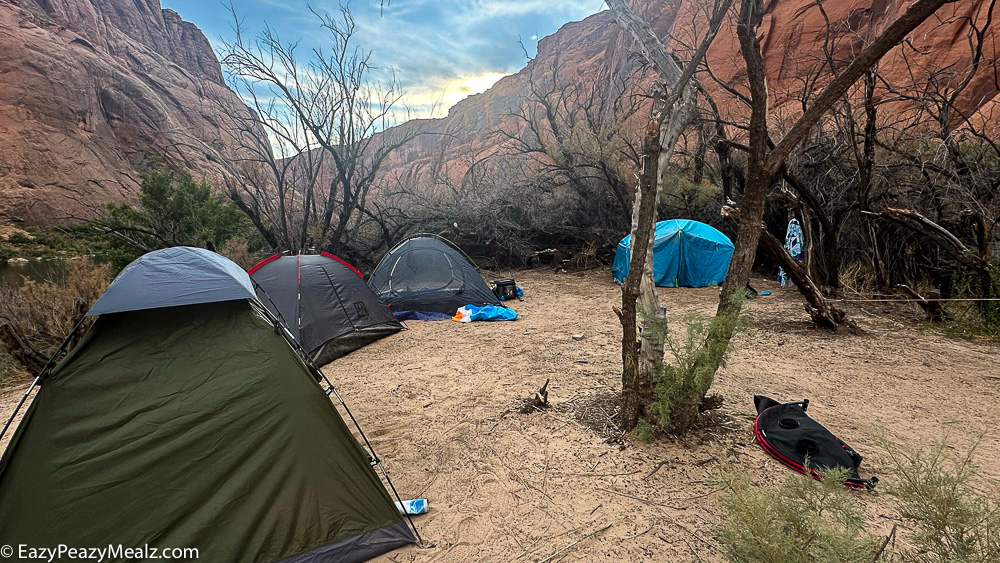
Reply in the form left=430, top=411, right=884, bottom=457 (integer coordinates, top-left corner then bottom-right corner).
left=373, top=0, right=998, bottom=187
left=2, top=0, right=996, bottom=225
left=0, top=0, right=243, bottom=224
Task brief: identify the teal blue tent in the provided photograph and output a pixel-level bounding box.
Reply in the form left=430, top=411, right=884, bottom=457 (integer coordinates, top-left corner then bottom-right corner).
left=612, top=220, right=734, bottom=287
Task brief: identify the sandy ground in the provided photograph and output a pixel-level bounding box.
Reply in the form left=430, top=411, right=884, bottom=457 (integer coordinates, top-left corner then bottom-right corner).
left=2, top=269, right=998, bottom=561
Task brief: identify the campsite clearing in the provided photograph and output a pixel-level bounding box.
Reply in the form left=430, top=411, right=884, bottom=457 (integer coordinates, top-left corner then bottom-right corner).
left=1, top=269, right=997, bottom=561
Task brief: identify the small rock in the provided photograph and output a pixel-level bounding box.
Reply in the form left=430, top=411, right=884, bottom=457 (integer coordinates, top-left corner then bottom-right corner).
left=572, top=334, right=585, bottom=341
left=7, top=257, right=29, bottom=264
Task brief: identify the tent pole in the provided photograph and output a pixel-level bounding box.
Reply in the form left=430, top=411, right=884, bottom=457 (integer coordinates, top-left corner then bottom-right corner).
left=0, top=376, right=39, bottom=446
left=326, top=383, right=423, bottom=545
left=248, top=293, right=424, bottom=544
left=0, top=313, right=90, bottom=446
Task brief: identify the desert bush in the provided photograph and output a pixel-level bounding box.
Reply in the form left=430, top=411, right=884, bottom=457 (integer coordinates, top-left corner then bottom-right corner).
left=632, top=418, right=655, bottom=443
left=0, top=348, right=24, bottom=384
left=4, top=230, right=32, bottom=245
left=217, top=237, right=258, bottom=270
left=0, top=258, right=111, bottom=376
left=717, top=438, right=1000, bottom=562
left=97, top=170, right=254, bottom=271
left=716, top=466, right=878, bottom=563
left=940, top=268, right=1000, bottom=338
left=647, top=301, right=747, bottom=433
left=883, top=438, right=1000, bottom=562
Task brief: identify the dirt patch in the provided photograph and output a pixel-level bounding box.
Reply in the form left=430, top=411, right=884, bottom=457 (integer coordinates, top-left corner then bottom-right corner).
left=2, top=268, right=998, bottom=561
left=325, top=269, right=1000, bottom=562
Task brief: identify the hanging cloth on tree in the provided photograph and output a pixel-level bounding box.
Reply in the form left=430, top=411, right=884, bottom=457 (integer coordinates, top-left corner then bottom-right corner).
left=778, top=218, right=804, bottom=288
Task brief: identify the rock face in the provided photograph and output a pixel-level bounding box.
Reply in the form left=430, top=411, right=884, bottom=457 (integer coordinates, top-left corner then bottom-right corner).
left=1, top=0, right=996, bottom=225
left=0, top=0, right=243, bottom=224
left=372, top=0, right=998, bottom=187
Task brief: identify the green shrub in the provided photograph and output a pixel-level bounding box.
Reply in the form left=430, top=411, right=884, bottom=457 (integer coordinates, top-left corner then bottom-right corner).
left=97, top=170, right=255, bottom=272
left=4, top=231, right=32, bottom=245
left=882, top=438, right=1000, bottom=562
left=647, top=301, right=747, bottom=432
left=941, top=268, right=1000, bottom=338
left=716, top=466, right=878, bottom=563
left=633, top=418, right=655, bottom=443
left=717, top=438, right=1000, bottom=562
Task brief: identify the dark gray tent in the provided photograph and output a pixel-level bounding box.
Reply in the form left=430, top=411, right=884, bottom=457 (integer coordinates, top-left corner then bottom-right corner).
left=0, top=247, right=417, bottom=563
left=249, top=253, right=402, bottom=366
left=369, top=236, right=502, bottom=316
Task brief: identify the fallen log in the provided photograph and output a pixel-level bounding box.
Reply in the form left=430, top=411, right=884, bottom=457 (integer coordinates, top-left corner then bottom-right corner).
left=896, top=285, right=948, bottom=322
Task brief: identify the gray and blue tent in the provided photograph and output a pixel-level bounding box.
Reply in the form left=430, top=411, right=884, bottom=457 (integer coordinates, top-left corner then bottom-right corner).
left=612, top=219, right=734, bottom=288
left=249, top=253, right=402, bottom=366
left=0, top=247, right=417, bottom=562
left=369, top=236, right=502, bottom=316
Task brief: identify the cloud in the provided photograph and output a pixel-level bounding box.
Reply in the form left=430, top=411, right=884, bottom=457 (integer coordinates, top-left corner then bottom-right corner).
left=165, top=0, right=602, bottom=119
left=397, top=71, right=510, bottom=119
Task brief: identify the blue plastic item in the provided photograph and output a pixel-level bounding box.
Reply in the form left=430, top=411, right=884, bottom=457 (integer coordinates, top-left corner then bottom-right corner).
left=500, top=286, right=524, bottom=301
left=455, top=304, right=518, bottom=322
left=395, top=498, right=428, bottom=515
left=612, top=220, right=734, bottom=288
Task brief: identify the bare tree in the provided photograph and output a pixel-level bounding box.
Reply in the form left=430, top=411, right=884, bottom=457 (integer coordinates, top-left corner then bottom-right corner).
left=717, top=0, right=957, bottom=328
left=606, top=0, right=733, bottom=431
left=219, top=4, right=416, bottom=254
left=498, top=53, right=644, bottom=227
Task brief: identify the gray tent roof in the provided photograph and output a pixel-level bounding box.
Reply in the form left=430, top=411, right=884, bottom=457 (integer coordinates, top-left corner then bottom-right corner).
left=87, top=247, right=256, bottom=316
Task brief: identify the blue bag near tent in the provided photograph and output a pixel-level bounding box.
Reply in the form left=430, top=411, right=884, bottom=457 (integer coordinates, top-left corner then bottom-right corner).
left=612, top=220, right=734, bottom=288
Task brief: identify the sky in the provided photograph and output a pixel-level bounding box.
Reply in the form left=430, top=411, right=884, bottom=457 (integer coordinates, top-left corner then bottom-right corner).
left=161, top=0, right=606, bottom=119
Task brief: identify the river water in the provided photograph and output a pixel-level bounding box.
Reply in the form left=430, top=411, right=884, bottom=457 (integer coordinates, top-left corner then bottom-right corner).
left=0, top=260, right=67, bottom=287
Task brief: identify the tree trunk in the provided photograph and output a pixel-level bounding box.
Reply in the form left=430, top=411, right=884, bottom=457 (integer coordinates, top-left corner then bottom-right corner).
left=723, top=205, right=854, bottom=329
left=608, top=0, right=730, bottom=430
left=620, top=120, right=663, bottom=430
left=719, top=0, right=769, bottom=312
left=720, top=0, right=955, bottom=313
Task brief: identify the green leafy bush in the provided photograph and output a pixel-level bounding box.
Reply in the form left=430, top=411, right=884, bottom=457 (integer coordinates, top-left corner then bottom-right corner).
left=4, top=230, right=32, bottom=245
left=98, top=170, right=254, bottom=271
left=633, top=418, right=655, bottom=443
left=648, top=302, right=747, bottom=432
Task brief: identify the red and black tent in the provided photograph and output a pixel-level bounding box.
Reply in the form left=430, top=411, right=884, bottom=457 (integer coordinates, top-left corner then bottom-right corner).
left=250, top=253, right=402, bottom=366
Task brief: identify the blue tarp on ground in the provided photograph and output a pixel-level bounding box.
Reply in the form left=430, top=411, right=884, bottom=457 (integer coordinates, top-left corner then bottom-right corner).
left=453, top=304, right=518, bottom=322
left=612, top=220, right=735, bottom=288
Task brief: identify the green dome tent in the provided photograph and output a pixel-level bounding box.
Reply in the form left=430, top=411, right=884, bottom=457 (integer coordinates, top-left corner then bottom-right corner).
left=0, top=247, right=417, bottom=562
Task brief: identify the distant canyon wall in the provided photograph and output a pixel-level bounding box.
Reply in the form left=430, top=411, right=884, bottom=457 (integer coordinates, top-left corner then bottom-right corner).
left=0, top=0, right=245, bottom=224
left=1, top=0, right=996, bottom=225
left=371, top=0, right=998, bottom=191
